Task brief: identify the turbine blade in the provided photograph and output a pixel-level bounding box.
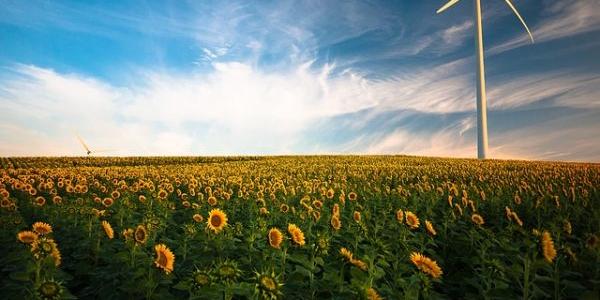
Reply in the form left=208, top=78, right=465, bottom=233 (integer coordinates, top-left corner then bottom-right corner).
left=76, top=134, right=91, bottom=152
left=504, top=0, right=534, bottom=43
left=436, top=0, right=461, bottom=14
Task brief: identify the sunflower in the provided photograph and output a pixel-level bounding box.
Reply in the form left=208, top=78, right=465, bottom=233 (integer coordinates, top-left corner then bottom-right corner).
left=134, top=225, right=148, bottom=244
left=35, top=278, right=64, bottom=300
left=312, top=200, right=323, bottom=210
left=410, top=252, right=443, bottom=278
left=138, top=195, right=147, bottom=203
left=348, top=192, right=357, bottom=201
left=351, top=258, right=368, bottom=271
left=101, top=221, right=114, bottom=239
left=32, top=222, right=53, bottom=235
left=365, top=287, right=383, bottom=300
left=332, top=204, right=340, bottom=216
left=157, top=189, right=168, bottom=200
left=280, top=204, right=289, bottom=213
left=504, top=206, right=512, bottom=220
left=207, top=209, right=228, bottom=233
left=425, top=220, right=437, bottom=236
left=255, top=270, right=284, bottom=299
left=396, top=209, right=404, bottom=223
left=541, top=231, right=557, bottom=263
left=17, top=230, right=39, bottom=244
left=207, top=196, right=218, bottom=206
left=1, top=198, right=11, bottom=208
left=353, top=211, right=361, bottom=222
left=471, top=214, right=485, bottom=226
left=287, top=224, right=305, bottom=246
left=191, top=268, right=213, bottom=290
left=454, top=203, right=463, bottom=216
left=340, top=247, right=353, bottom=262
left=511, top=212, right=523, bottom=227
left=260, top=207, right=269, bottom=215
left=31, top=237, right=58, bottom=260
left=102, top=198, right=114, bottom=207
left=52, top=196, right=62, bottom=205
left=215, top=260, right=242, bottom=283
left=154, top=244, right=175, bottom=274
left=193, top=213, right=203, bottom=223
left=312, top=210, right=321, bottom=221
left=563, top=220, right=572, bottom=235
left=405, top=211, right=420, bottom=229
left=122, top=228, right=134, bottom=241
left=326, top=188, right=335, bottom=199
left=34, top=196, right=46, bottom=206
left=330, top=215, right=341, bottom=231
left=268, top=228, right=283, bottom=249
left=51, top=248, right=62, bottom=266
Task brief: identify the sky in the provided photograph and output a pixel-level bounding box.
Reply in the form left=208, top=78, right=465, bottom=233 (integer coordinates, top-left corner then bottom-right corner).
left=0, top=0, right=599, bottom=161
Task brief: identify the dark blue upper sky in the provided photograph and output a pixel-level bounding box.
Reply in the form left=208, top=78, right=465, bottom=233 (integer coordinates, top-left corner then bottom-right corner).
left=1, top=0, right=599, bottom=160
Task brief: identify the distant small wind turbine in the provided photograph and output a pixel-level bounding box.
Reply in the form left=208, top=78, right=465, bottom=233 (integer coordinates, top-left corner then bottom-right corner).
left=76, top=134, right=114, bottom=156
left=436, top=0, right=534, bottom=159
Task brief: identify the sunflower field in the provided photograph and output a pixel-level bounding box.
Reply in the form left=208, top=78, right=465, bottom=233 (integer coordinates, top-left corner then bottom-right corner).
left=0, top=156, right=598, bottom=299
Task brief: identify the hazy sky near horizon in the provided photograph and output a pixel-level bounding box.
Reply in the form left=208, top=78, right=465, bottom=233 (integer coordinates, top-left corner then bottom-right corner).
left=0, top=0, right=599, bottom=161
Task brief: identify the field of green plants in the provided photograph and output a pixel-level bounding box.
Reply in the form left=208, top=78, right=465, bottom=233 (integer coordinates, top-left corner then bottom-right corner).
left=0, top=156, right=598, bottom=299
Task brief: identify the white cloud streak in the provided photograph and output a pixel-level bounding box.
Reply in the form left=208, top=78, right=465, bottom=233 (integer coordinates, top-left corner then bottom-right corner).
left=490, top=0, right=600, bottom=54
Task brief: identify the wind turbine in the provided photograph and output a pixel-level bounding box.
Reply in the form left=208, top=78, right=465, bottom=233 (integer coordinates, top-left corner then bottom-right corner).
left=76, top=134, right=114, bottom=156
left=436, top=0, right=534, bottom=159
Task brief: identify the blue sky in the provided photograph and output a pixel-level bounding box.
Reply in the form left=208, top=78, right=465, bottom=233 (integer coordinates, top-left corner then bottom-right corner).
left=0, top=0, right=599, bottom=161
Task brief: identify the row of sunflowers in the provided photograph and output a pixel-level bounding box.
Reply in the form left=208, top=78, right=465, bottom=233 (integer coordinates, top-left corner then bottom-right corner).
left=0, top=155, right=598, bottom=299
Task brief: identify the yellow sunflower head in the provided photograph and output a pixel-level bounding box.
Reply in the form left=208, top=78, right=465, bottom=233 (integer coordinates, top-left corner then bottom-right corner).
left=102, top=198, right=114, bottom=207
left=192, top=213, right=204, bottom=223
left=365, top=287, right=383, bottom=300
left=32, top=222, right=53, bottom=235
left=33, top=196, right=45, bottom=206
left=330, top=215, right=341, bottom=231
left=101, top=220, right=114, bottom=239
left=339, top=247, right=353, bottom=262
left=268, top=228, right=283, bottom=249
left=134, top=225, right=148, bottom=244
left=353, top=211, right=361, bottom=222
left=405, top=211, right=420, bottom=229
left=280, top=204, right=289, bottom=213
left=207, top=209, right=228, bottom=233
left=17, top=230, right=39, bottom=244
left=425, top=220, right=437, bottom=236
left=348, top=192, right=357, bottom=201
left=287, top=224, right=305, bottom=246
left=410, top=252, right=443, bottom=278
left=154, top=244, right=175, bottom=274
left=541, top=231, right=557, bottom=263
left=122, top=228, right=134, bottom=241
left=351, top=258, right=368, bottom=271
left=207, top=196, right=218, bottom=206
left=31, top=237, right=58, bottom=260
left=471, top=214, right=485, bottom=226
left=396, top=209, right=404, bottom=223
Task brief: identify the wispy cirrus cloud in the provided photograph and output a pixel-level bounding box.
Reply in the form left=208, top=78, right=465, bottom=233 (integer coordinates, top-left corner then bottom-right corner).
left=490, top=0, right=600, bottom=54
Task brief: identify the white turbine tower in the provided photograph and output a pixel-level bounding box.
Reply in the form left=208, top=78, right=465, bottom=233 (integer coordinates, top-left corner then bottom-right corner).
left=437, top=0, right=534, bottom=159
